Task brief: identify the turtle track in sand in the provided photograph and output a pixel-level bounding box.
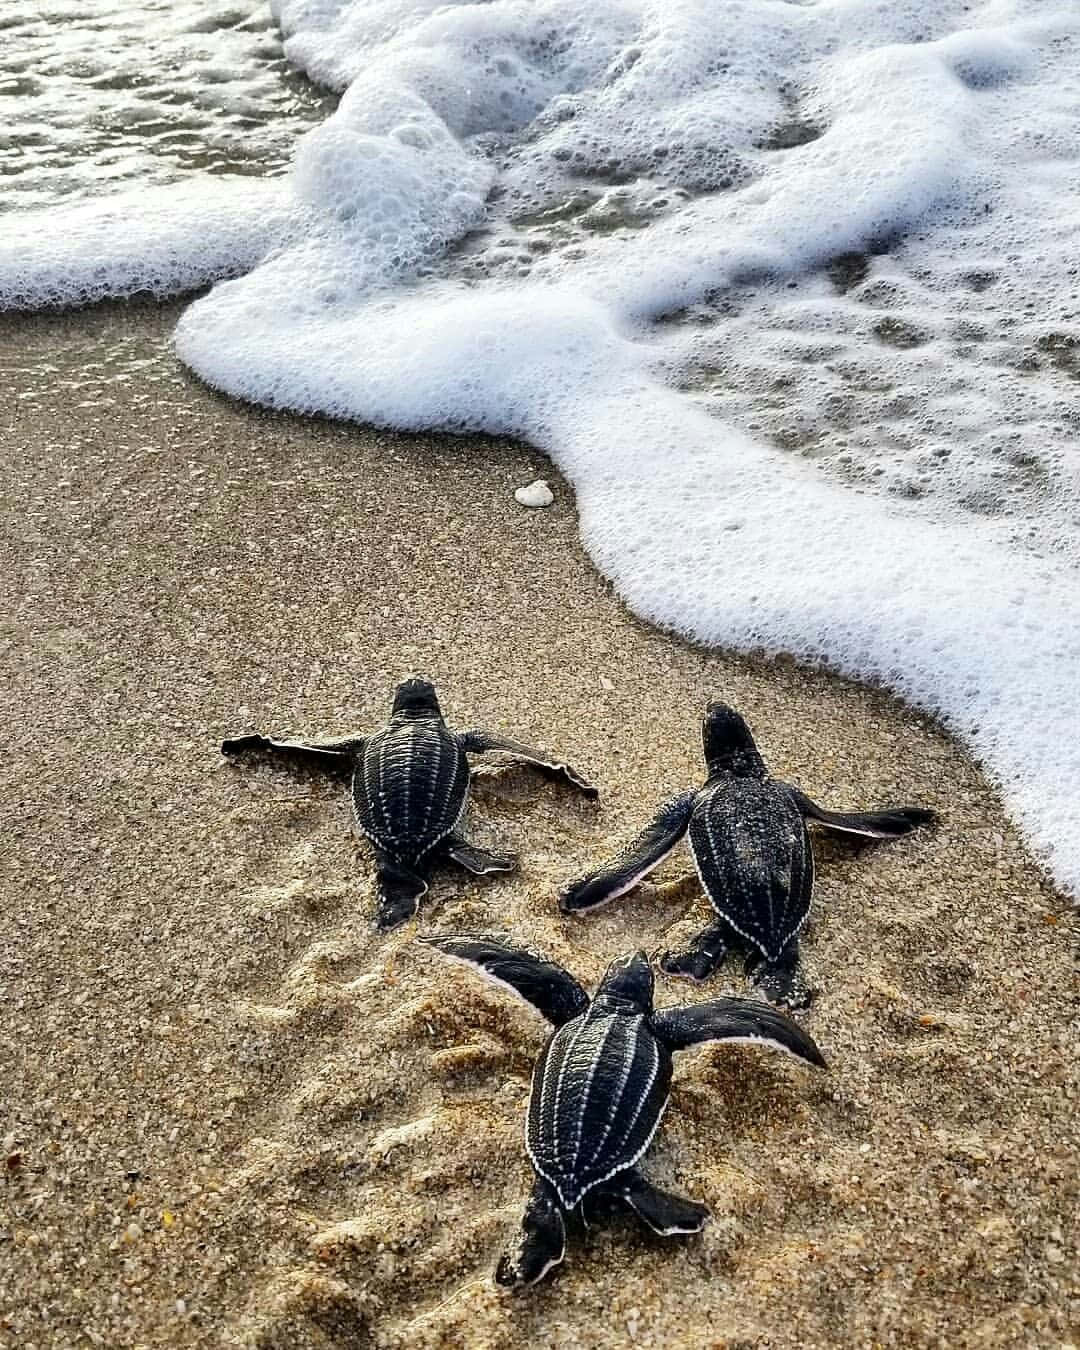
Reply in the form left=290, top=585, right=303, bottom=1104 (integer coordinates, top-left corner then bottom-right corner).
left=216, top=763, right=613, bottom=1348
left=210, top=713, right=1078, bottom=1350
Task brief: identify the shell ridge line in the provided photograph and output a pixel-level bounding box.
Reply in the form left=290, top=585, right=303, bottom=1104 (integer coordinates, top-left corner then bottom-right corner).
left=694, top=799, right=774, bottom=960
left=418, top=723, right=434, bottom=835
left=767, top=813, right=778, bottom=939
left=570, top=1013, right=616, bottom=1175
left=551, top=1014, right=592, bottom=1172
left=376, top=732, right=390, bottom=841
left=438, top=728, right=459, bottom=839
left=535, top=1027, right=565, bottom=1169
left=400, top=724, right=414, bottom=832
left=585, top=1014, right=644, bottom=1170
left=605, top=1027, right=660, bottom=1167
left=426, top=722, right=450, bottom=837
left=526, top=1044, right=579, bottom=1211
left=585, top=1094, right=671, bottom=1201
left=449, top=734, right=467, bottom=837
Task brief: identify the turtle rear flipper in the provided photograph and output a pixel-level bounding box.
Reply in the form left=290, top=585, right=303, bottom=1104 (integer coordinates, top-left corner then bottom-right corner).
left=786, top=786, right=936, bottom=840
left=496, top=1178, right=566, bottom=1287
left=660, top=916, right=734, bottom=982
left=620, top=1172, right=708, bottom=1236
left=744, top=941, right=814, bottom=1012
left=375, top=860, right=427, bottom=930
left=443, top=835, right=517, bottom=875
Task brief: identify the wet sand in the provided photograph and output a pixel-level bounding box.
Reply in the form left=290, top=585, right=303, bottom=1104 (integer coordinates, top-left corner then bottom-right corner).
left=0, top=301, right=1076, bottom=1349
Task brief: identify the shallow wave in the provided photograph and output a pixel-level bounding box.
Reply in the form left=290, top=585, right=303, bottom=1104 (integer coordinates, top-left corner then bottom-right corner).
left=4, top=0, right=1079, bottom=893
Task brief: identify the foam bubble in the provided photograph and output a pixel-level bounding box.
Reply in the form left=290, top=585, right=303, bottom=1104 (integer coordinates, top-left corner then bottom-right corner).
left=0, top=181, right=296, bottom=310
left=5, top=0, right=1080, bottom=895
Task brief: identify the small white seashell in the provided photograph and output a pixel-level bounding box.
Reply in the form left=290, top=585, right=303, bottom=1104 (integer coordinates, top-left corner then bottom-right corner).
left=514, top=479, right=554, bottom=508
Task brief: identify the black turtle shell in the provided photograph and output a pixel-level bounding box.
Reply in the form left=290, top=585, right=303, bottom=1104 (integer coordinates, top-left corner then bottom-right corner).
left=689, top=777, right=812, bottom=961
left=526, top=1006, right=673, bottom=1210
left=353, top=716, right=469, bottom=863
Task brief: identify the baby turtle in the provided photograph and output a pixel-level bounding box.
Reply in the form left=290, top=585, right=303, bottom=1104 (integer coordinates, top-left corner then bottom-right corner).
left=421, top=933, right=825, bottom=1286
left=560, top=701, right=935, bottom=1008
left=222, top=678, right=596, bottom=930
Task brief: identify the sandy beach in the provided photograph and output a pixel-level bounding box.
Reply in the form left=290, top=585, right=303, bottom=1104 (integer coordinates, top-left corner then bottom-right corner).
left=1, top=301, right=1077, bottom=1349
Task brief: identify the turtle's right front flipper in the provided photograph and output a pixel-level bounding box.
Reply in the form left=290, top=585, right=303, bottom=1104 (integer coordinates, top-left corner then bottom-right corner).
left=495, top=1178, right=566, bottom=1287
left=559, top=791, right=697, bottom=913
left=221, top=733, right=362, bottom=776
left=785, top=786, right=936, bottom=841
left=420, top=934, right=589, bottom=1026
left=651, top=997, right=826, bottom=1068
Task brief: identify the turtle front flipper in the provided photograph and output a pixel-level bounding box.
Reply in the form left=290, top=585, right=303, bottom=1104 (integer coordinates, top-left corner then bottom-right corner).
left=659, top=916, right=735, bottom=983
left=221, top=732, right=362, bottom=776
left=495, top=1178, right=566, bottom=1288
left=458, top=730, right=598, bottom=798
left=420, top=934, right=590, bottom=1026
left=560, top=790, right=698, bottom=913
left=744, top=939, right=813, bottom=1011
left=619, top=1171, right=708, bottom=1236
left=651, top=996, right=826, bottom=1067
left=785, top=786, right=937, bottom=841
left=442, top=835, right=518, bottom=876
left=375, top=858, right=428, bottom=931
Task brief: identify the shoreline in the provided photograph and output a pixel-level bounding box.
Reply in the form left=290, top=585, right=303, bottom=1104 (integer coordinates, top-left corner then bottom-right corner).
left=1, top=301, right=1076, bottom=1349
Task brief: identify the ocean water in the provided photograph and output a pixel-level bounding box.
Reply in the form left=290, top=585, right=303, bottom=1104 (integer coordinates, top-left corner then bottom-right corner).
left=3, top=0, right=1079, bottom=895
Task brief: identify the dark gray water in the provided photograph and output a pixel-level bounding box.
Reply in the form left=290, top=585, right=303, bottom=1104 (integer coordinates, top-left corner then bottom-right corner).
left=0, top=0, right=332, bottom=212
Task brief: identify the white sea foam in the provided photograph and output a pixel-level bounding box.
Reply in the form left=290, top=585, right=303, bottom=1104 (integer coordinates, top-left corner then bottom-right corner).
left=3, top=0, right=1079, bottom=892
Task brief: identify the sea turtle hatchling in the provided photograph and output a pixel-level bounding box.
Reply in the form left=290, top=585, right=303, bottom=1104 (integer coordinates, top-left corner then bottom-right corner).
left=560, top=701, right=936, bottom=1008
left=221, top=678, right=597, bottom=930
left=421, top=933, right=825, bottom=1286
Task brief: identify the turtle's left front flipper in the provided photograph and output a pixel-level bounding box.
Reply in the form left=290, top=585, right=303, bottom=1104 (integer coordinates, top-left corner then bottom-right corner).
left=785, top=785, right=936, bottom=841
left=651, top=997, right=826, bottom=1068
left=560, top=791, right=698, bottom=913
left=420, top=934, right=590, bottom=1026
left=458, top=730, right=598, bottom=798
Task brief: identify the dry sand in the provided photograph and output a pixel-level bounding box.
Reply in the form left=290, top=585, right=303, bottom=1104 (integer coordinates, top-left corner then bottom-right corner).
left=0, top=301, right=1076, bottom=1350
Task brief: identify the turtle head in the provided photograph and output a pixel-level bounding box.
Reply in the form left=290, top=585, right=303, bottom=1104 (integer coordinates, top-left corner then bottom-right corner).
left=597, top=950, right=653, bottom=1012
left=392, top=677, right=442, bottom=719
left=702, top=701, right=766, bottom=779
